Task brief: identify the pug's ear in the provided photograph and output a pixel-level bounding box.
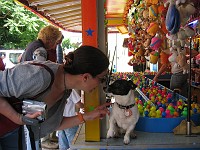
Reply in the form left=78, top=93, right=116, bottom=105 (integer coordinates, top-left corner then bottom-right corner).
left=128, top=80, right=137, bottom=90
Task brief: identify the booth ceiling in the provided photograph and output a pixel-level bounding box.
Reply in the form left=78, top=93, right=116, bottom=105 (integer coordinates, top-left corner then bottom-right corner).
left=15, top=0, right=131, bottom=32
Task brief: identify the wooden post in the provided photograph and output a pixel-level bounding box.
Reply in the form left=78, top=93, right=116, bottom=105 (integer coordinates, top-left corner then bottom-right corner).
left=81, top=0, right=100, bottom=141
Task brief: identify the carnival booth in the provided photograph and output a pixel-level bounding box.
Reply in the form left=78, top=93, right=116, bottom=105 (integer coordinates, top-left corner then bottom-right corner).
left=14, top=0, right=200, bottom=149
left=73, top=0, right=200, bottom=149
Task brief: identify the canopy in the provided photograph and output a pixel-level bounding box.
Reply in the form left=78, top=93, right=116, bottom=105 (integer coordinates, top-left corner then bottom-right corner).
left=15, top=0, right=133, bottom=33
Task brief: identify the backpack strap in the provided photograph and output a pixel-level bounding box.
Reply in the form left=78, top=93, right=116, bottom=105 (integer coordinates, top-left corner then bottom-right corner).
left=24, top=62, right=55, bottom=150
left=29, top=63, right=55, bottom=99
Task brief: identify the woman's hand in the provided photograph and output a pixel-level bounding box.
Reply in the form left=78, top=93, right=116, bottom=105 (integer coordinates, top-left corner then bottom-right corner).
left=83, top=103, right=111, bottom=121
left=153, top=76, right=159, bottom=82
left=21, top=111, right=43, bottom=125
left=24, top=111, right=42, bottom=119
left=58, top=103, right=112, bottom=130
left=0, top=97, right=43, bottom=125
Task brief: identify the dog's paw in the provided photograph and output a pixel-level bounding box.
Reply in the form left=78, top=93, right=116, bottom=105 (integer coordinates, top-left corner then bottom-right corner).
left=107, top=130, right=114, bottom=138
left=113, top=132, right=120, bottom=138
left=123, top=136, right=130, bottom=145
left=130, top=132, right=137, bottom=139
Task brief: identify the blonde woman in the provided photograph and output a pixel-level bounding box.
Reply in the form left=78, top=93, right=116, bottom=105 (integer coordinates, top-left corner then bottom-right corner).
left=21, top=25, right=63, bottom=62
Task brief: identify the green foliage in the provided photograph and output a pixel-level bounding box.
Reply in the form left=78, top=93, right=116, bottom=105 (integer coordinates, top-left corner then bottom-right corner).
left=0, top=0, right=46, bottom=49
left=62, top=38, right=72, bottom=49
left=61, top=38, right=80, bottom=50
left=71, top=42, right=79, bottom=49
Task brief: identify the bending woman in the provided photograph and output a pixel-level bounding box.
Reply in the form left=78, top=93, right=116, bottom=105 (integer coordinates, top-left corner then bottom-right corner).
left=0, top=45, right=110, bottom=150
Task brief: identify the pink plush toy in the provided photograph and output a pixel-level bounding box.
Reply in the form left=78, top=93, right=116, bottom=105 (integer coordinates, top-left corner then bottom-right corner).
left=150, top=37, right=162, bottom=50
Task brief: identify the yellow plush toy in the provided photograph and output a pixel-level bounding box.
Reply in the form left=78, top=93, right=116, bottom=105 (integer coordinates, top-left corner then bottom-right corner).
left=149, top=5, right=158, bottom=20
left=145, top=0, right=159, bottom=5
left=147, top=22, right=159, bottom=36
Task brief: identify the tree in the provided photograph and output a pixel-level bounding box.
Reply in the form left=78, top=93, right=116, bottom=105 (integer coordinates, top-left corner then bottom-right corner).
left=0, top=0, right=78, bottom=50
left=0, top=0, right=46, bottom=49
left=62, top=38, right=72, bottom=50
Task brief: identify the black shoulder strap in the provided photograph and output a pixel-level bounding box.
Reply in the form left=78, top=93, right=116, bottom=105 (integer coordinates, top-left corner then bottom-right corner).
left=24, top=62, right=55, bottom=150
left=29, top=63, right=55, bottom=99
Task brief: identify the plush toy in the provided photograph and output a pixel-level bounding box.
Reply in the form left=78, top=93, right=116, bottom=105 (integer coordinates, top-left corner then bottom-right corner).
left=147, top=22, right=159, bottom=36
left=145, top=0, right=159, bottom=5
left=160, top=51, right=170, bottom=64
left=164, top=0, right=186, bottom=7
left=166, top=33, right=177, bottom=41
left=128, top=57, right=136, bottom=66
left=162, top=23, right=168, bottom=35
left=175, top=0, right=186, bottom=6
left=150, top=37, right=163, bottom=51
left=168, top=47, right=188, bottom=74
left=177, top=25, right=195, bottom=47
left=128, top=38, right=135, bottom=56
left=128, top=50, right=134, bottom=57
left=144, top=48, right=151, bottom=57
left=138, top=48, right=145, bottom=56
left=143, top=9, right=149, bottom=19
left=142, top=19, right=150, bottom=30
left=128, top=52, right=145, bottom=66
left=166, top=33, right=178, bottom=47
left=165, top=0, right=181, bottom=34
left=137, top=30, right=146, bottom=40
left=158, top=4, right=165, bottom=14
left=184, top=26, right=195, bottom=37
left=144, top=38, right=151, bottom=48
left=177, top=2, right=196, bottom=26
left=177, top=28, right=187, bottom=47
left=176, top=47, right=189, bottom=74
left=149, top=5, right=158, bottom=20
left=150, top=51, right=159, bottom=64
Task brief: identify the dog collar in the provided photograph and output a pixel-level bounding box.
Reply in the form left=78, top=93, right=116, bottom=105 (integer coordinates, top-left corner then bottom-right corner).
left=116, top=102, right=135, bottom=109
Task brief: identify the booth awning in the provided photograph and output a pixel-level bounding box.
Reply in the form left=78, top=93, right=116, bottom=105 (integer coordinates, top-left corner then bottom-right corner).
left=15, top=0, right=133, bottom=33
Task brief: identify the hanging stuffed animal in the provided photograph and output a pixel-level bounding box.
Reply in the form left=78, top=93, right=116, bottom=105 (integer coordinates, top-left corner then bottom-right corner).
left=177, top=2, right=196, bottom=26
left=150, top=51, right=159, bottom=64
left=164, top=0, right=186, bottom=7
left=149, top=5, right=158, bottom=20
left=177, top=25, right=195, bottom=47
left=145, top=0, right=159, bottom=5
left=176, top=47, right=189, bottom=74
left=175, top=0, right=186, bottom=6
left=160, top=50, right=170, bottom=64
left=165, top=0, right=181, bottom=34
left=147, top=22, right=159, bottom=36
left=150, top=37, right=163, bottom=51
left=142, top=9, right=149, bottom=19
